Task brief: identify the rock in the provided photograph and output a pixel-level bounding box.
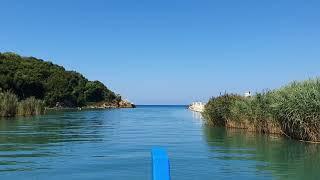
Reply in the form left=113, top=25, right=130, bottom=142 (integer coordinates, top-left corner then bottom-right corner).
left=119, top=100, right=136, bottom=108
left=55, top=102, right=63, bottom=108
left=83, top=100, right=135, bottom=109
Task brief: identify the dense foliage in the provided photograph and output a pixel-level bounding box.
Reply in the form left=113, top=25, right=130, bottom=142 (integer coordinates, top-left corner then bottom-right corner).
left=0, top=52, right=120, bottom=107
left=203, top=78, right=320, bottom=142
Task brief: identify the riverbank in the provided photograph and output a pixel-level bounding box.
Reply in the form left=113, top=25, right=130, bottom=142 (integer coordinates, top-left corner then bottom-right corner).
left=85, top=99, right=136, bottom=109
left=48, top=99, right=136, bottom=110
left=0, top=52, right=134, bottom=118
left=1, top=91, right=135, bottom=118
left=202, top=78, right=320, bottom=142
left=0, top=52, right=126, bottom=110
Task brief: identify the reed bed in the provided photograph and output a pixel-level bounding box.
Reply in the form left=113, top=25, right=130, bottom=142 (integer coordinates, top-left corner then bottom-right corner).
left=17, top=97, right=45, bottom=116
left=0, top=91, right=45, bottom=117
left=0, top=91, right=18, bottom=117
left=203, top=78, right=320, bottom=142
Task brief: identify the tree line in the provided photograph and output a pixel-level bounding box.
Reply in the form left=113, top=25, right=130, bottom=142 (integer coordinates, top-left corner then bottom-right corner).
left=0, top=52, right=121, bottom=107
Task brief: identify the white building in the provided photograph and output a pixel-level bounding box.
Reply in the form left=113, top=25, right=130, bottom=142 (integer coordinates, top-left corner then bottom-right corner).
left=244, top=91, right=252, bottom=97
left=189, top=102, right=205, bottom=112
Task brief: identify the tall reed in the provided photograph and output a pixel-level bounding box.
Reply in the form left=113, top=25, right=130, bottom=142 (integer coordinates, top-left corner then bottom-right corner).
left=0, top=91, right=45, bottom=117
left=270, top=78, right=320, bottom=141
left=203, top=78, right=320, bottom=142
left=0, top=91, right=18, bottom=117
left=17, top=97, right=45, bottom=116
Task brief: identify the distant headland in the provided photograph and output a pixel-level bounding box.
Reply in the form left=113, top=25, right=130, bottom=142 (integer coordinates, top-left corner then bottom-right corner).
left=0, top=52, right=134, bottom=117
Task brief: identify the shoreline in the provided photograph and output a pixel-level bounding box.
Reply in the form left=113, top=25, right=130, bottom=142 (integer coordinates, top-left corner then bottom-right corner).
left=46, top=99, right=136, bottom=111
left=206, top=122, right=320, bottom=144
left=45, top=106, right=135, bottom=111
left=202, top=78, right=320, bottom=143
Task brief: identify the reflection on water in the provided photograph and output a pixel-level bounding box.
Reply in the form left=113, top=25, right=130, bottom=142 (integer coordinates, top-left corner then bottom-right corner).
left=191, top=111, right=203, bottom=120
left=0, top=106, right=320, bottom=180
left=204, top=126, right=320, bottom=180
left=0, top=110, right=110, bottom=173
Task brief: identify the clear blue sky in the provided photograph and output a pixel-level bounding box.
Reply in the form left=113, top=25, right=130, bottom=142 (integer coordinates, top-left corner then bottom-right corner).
left=1, top=0, right=320, bottom=104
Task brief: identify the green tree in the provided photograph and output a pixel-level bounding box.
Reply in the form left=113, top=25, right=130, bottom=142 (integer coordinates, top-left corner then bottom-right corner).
left=0, top=52, right=121, bottom=107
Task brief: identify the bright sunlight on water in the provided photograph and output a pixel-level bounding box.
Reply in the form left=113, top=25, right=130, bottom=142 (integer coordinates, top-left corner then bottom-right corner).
left=0, top=105, right=320, bottom=180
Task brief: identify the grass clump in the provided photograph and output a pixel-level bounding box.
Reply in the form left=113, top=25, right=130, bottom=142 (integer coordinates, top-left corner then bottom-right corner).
left=17, top=97, right=45, bottom=116
left=271, top=79, right=320, bottom=141
left=0, top=91, right=45, bottom=117
left=0, top=91, right=18, bottom=117
left=203, top=78, right=320, bottom=142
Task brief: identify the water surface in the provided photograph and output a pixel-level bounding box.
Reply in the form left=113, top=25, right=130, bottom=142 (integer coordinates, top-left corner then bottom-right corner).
left=0, top=105, right=319, bottom=179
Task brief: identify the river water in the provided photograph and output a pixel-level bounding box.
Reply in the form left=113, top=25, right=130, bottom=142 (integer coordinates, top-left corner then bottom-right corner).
left=0, top=105, right=319, bottom=180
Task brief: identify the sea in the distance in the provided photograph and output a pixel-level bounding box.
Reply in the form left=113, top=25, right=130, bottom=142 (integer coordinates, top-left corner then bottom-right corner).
left=0, top=105, right=319, bottom=180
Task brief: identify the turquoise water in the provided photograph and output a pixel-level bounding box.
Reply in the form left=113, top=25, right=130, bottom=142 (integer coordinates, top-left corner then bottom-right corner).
left=0, top=105, right=319, bottom=180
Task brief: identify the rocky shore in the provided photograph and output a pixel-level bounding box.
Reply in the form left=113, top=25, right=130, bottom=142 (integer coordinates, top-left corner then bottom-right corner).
left=85, top=100, right=136, bottom=109
left=47, top=100, right=135, bottom=111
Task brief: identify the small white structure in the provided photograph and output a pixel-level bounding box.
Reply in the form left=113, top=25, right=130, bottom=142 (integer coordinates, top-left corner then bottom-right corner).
left=244, top=91, right=252, bottom=97
left=189, top=102, right=205, bottom=112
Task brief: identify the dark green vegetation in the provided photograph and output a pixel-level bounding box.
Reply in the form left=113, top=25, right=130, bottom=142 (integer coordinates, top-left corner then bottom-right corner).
left=0, top=52, right=120, bottom=109
left=203, top=78, right=320, bottom=142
